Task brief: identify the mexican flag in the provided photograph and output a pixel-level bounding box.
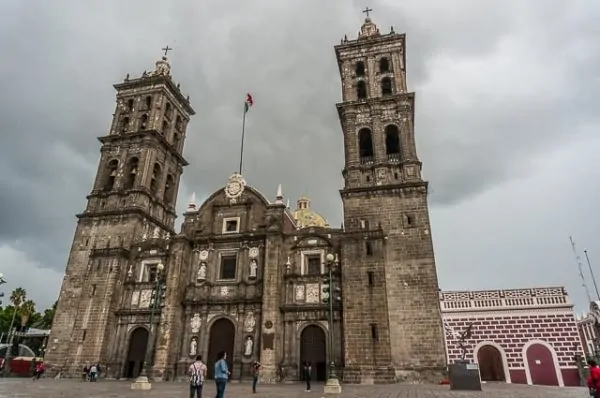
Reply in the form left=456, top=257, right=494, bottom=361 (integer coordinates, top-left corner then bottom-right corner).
left=244, top=93, right=253, bottom=114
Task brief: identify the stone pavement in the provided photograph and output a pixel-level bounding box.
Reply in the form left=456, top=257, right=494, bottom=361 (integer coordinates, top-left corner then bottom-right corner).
left=0, top=379, right=589, bottom=398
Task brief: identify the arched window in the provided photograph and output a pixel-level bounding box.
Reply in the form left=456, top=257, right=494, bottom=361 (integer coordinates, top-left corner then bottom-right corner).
left=175, top=115, right=183, bottom=131
left=145, top=96, right=153, bottom=110
left=120, top=117, right=130, bottom=133
left=381, top=77, right=393, bottom=96
left=163, top=174, right=175, bottom=204
left=165, top=102, right=172, bottom=120
left=126, top=99, right=134, bottom=112
left=355, top=61, right=365, bottom=77
left=385, top=125, right=401, bottom=160
left=379, top=57, right=390, bottom=73
left=104, top=159, right=119, bottom=190
left=173, top=132, right=181, bottom=150
left=123, top=157, right=139, bottom=189
left=150, top=163, right=161, bottom=194
left=358, top=128, right=374, bottom=162
left=140, top=114, right=148, bottom=130
left=357, top=81, right=367, bottom=100
left=161, top=121, right=169, bottom=135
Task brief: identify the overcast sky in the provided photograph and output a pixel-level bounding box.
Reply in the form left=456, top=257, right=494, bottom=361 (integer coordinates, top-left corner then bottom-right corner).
left=0, top=0, right=599, bottom=313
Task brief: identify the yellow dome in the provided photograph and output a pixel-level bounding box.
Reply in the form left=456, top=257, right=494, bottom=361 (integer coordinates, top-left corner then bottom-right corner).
left=293, top=196, right=329, bottom=229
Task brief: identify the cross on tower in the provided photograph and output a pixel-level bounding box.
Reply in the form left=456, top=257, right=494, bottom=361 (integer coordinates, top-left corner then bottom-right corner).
left=162, top=45, right=173, bottom=57
left=362, top=7, right=373, bottom=18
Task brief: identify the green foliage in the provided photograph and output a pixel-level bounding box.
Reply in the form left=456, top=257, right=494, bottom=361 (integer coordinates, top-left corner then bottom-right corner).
left=0, top=287, right=56, bottom=340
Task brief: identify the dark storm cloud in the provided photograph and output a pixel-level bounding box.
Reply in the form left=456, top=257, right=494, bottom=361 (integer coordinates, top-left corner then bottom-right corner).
left=0, top=0, right=599, bottom=309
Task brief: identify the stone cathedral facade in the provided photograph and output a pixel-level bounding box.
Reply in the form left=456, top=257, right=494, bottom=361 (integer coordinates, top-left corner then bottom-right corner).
left=45, top=14, right=447, bottom=384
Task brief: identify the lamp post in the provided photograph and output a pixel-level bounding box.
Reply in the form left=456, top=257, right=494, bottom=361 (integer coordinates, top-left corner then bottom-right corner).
left=322, top=253, right=342, bottom=394
left=131, top=263, right=167, bottom=390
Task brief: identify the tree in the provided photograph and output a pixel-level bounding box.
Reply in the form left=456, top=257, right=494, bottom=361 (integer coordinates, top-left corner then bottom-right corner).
left=40, top=301, right=57, bottom=329
left=19, top=300, right=36, bottom=327
left=10, top=287, right=26, bottom=309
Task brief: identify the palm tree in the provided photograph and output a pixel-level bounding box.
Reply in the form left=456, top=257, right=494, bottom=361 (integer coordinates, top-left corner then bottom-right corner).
left=7, top=287, right=26, bottom=338
left=10, top=287, right=26, bottom=309
left=19, top=300, right=36, bottom=327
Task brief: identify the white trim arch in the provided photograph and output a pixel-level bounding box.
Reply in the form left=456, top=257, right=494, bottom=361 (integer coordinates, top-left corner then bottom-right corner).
left=473, top=341, right=511, bottom=383
left=521, top=339, right=563, bottom=387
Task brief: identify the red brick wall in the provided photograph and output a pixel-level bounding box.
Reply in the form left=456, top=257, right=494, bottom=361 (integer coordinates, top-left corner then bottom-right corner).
left=443, top=311, right=581, bottom=386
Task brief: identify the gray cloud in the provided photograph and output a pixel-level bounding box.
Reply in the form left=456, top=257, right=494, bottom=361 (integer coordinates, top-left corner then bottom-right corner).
left=1, top=0, right=599, bottom=310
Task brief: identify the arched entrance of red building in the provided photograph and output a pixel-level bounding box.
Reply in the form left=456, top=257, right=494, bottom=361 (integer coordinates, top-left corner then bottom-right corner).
left=477, top=344, right=506, bottom=382
left=207, top=318, right=235, bottom=379
left=525, top=342, right=559, bottom=386
left=299, top=324, right=327, bottom=381
left=124, top=327, right=149, bottom=378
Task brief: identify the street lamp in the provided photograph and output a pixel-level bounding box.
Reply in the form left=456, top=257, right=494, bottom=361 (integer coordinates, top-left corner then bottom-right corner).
left=131, top=263, right=167, bottom=390
left=322, top=253, right=342, bottom=394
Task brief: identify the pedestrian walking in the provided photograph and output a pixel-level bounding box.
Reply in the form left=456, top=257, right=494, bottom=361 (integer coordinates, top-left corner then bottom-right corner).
left=188, top=355, right=207, bottom=398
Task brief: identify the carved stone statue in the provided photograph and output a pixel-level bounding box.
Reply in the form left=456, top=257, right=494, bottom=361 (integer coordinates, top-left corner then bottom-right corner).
left=190, top=313, right=201, bottom=333
left=197, top=263, right=207, bottom=281
left=249, top=259, right=257, bottom=279
left=189, top=337, right=198, bottom=356
left=152, top=227, right=160, bottom=239
left=243, top=312, right=256, bottom=333
left=244, top=336, right=253, bottom=357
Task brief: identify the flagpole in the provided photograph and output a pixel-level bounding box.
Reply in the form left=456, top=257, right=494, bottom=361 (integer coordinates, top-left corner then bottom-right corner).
left=238, top=102, right=247, bottom=175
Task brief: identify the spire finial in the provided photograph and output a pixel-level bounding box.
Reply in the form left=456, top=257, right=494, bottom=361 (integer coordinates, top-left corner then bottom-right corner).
left=275, top=184, right=284, bottom=204
left=187, top=192, right=197, bottom=211
left=286, top=198, right=290, bottom=209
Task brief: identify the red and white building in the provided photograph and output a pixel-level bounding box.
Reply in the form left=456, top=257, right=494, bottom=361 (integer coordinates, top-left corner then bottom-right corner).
left=440, top=286, right=582, bottom=386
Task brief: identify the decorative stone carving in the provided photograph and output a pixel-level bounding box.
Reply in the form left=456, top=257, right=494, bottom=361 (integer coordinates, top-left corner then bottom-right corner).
left=244, top=336, right=253, bottom=357
left=224, top=173, right=246, bottom=203
left=248, top=247, right=259, bottom=259
left=197, top=263, right=207, bottom=281
left=376, top=168, right=386, bottom=185
left=295, top=285, right=305, bottom=301
left=220, top=286, right=230, bottom=297
left=199, top=250, right=209, bottom=261
left=190, top=313, right=201, bottom=333
left=152, top=227, right=160, bottom=239
left=249, top=259, right=258, bottom=279
left=189, top=337, right=198, bottom=356
left=244, top=312, right=256, bottom=332
left=305, top=284, right=319, bottom=303
left=131, top=291, right=140, bottom=306
left=139, top=289, right=152, bottom=308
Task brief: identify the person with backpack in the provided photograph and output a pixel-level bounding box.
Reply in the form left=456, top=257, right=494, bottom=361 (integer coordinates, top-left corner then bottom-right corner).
left=188, top=355, right=207, bottom=398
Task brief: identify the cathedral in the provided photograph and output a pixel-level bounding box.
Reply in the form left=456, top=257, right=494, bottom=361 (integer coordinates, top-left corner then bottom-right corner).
left=44, top=12, right=447, bottom=384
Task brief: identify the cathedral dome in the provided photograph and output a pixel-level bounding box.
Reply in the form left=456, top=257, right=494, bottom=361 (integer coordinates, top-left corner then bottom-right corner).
left=293, top=196, right=329, bottom=229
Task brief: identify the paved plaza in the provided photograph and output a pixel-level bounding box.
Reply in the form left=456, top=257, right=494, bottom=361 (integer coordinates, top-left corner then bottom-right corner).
left=0, top=379, right=590, bottom=398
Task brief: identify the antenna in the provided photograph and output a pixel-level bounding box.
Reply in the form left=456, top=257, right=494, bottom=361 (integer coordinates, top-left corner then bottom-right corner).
left=570, top=236, right=592, bottom=302
left=584, top=249, right=600, bottom=300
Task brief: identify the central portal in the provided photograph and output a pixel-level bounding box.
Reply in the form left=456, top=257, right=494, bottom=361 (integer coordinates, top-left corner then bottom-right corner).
left=300, top=325, right=327, bottom=381
left=124, top=327, right=149, bottom=379
left=207, top=318, right=235, bottom=379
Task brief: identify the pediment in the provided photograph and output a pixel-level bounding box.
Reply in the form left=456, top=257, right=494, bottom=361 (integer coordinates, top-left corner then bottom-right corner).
left=292, top=235, right=331, bottom=250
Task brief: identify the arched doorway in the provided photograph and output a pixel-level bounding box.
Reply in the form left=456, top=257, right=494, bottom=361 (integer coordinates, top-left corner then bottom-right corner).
left=207, top=318, right=236, bottom=379
left=124, top=327, right=149, bottom=378
left=526, top=343, right=559, bottom=386
left=477, top=345, right=506, bottom=382
left=300, top=325, right=327, bottom=381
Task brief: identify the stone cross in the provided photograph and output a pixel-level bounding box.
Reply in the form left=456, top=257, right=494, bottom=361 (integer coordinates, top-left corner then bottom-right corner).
left=362, top=7, right=373, bottom=18
left=162, top=45, right=173, bottom=56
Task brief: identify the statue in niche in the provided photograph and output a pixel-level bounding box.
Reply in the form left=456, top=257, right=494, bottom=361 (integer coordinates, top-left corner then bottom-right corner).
left=244, top=336, right=253, bottom=357
left=249, top=259, right=257, bottom=279
left=189, top=337, right=198, bottom=356
left=243, top=312, right=256, bottom=332
left=197, top=263, right=207, bottom=281
left=152, top=227, right=160, bottom=239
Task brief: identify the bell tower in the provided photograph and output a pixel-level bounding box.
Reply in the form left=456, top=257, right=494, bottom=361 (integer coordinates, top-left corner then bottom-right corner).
left=44, top=50, right=195, bottom=375
left=336, top=11, right=446, bottom=383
